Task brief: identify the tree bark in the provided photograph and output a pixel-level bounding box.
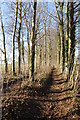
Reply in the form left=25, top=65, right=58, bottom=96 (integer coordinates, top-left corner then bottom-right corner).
left=1, top=12, right=8, bottom=73
left=60, top=3, right=65, bottom=72
left=29, top=1, right=37, bottom=82
left=57, top=27, right=61, bottom=65
left=22, top=34, right=24, bottom=64
left=27, top=29, right=30, bottom=74
left=65, top=1, right=69, bottom=74
left=17, top=1, right=22, bottom=74
left=55, top=2, right=65, bottom=72
left=48, top=24, right=52, bottom=66
left=43, top=20, right=47, bottom=66
left=70, top=2, right=75, bottom=68
left=12, top=0, right=18, bottom=75
left=68, top=2, right=76, bottom=80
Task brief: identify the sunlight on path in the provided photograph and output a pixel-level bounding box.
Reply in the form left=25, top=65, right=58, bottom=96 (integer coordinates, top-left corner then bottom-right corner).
left=1, top=67, right=80, bottom=119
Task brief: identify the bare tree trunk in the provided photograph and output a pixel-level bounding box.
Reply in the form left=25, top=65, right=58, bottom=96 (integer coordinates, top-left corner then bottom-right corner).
left=70, top=2, right=75, bottom=69
left=35, top=14, right=40, bottom=71
left=21, top=33, right=25, bottom=74
left=1, top=12, right=8, bottom=73
left=57, top=28, right=61, bottom=65
left=38, top=32, right=42, bottom=69
left=39, top=44, right=42, bottom=69
left=48, top=21, right=52, bottom=67
left=17, top=1, right=22, bottom=74
left=22, top=33, right=24, bottom=64
left=44, top=20, right=47, bottom=66
left=12, top=0, right=18, bottom=75
left=27, top=27, right=30, bottom=75
left=29, top=1, right=37, bottom=82
left=24, top=10, right=31, bottom=75
left=65, top=1, right=69, bottom=77
left=67, top=2, right=75, bottom=80
left=60, top=3, right=65, bottom=72
left=55, top=2, right=65, bottom=73
left=34, top=30, right=37, bottom=72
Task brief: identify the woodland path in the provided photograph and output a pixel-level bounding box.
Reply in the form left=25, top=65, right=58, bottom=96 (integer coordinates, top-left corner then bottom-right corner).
left=1, top=67, right=80, bottom=119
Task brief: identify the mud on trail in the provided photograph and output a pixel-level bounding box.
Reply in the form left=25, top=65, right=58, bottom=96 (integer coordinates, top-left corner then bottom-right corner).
left=1, top=67, right=80, bottom=120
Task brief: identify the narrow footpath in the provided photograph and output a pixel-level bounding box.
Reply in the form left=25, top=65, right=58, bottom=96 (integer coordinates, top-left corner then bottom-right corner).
left=2, top=67, right=80, bottom=119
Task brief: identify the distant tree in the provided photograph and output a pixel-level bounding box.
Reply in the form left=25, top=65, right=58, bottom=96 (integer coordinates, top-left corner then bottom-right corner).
left=21, top=33, right=25, bottom=67
left=48, top=17, right=53, bottom=66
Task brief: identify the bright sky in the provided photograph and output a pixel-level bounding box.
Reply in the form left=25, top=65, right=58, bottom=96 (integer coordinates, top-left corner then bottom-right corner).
left=0, top=1, right=79, bottom=64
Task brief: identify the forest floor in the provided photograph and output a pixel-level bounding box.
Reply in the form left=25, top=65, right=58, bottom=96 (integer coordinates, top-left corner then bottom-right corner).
left=0, top=66, right=80, bottom=120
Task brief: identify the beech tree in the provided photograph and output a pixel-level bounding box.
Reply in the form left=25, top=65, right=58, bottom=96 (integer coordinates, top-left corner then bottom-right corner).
left=17, top=1, right=22, bottom=74
left=0, top=9, right=8, bottom=74
left=29, top=1, right=37, bottom=82
left=55, top=2, right=65, bottom=72
left=12, top=0, right=18, bottom=75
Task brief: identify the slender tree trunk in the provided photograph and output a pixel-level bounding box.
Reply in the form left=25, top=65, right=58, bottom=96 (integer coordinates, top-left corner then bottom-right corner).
left=35, top=29, right=38, bottom=72
left=29, top=1, right=37, bottom=82
left=48, top=30, right=52, bottom=66
left=1, top=13, right=8, bottom=73
left=17, top=1, right=22, bottom=74
left=57, top=28, right=61, bottom=65
left=22, top=33, right=25, bottom=74
left=55, top=2, right=65, bottom=73
left=65, top=1, right=69, bottom=74
left=44, top=20, right=47, bottom=66
left=42, top=45, right=44, bottom=67
left=35, top=44, right=37, bottom=71
left=22, top=34, right=24, bottom=64
left=60, top=3, right=65, bottom=72
left=38, top=33, right=42, bottom=69
left=27, top=27, right=30, bottom=75
left=24, top=11, right=30, bottom=75
left=39, top=44, right=42, bottom=69
left=48, top=18, right=51, bottom=66
left=35, top=16, right=39, bottom=72
left=59, top=32, right=61, bottom=65
left=12, top=0, right=18, bottom=75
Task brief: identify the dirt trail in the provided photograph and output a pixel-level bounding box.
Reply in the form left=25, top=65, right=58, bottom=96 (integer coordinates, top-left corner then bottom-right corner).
left=1, top=67, right=80, bottom=119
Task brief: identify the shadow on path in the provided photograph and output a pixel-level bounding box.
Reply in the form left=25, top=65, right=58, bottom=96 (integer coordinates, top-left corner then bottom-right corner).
left=2, top=99, right=48, bottom=120
left=32, top=68, right=55, bottom=97
left=2, top=68, right=55, bottom=120
left=2, top=67, right=76, bottom=120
